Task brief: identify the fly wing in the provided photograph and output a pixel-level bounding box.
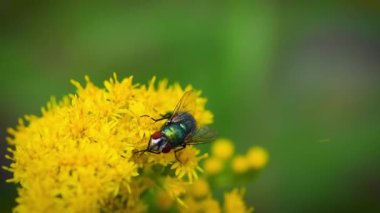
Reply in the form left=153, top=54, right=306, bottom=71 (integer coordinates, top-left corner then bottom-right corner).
left=170, top=90, right=197, bottom=121
left=185, top=125, right=218, bottom=145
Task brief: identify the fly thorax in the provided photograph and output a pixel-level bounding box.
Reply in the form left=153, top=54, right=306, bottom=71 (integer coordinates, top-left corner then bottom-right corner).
left=179, top=123, right=187, bottom=131
left=162, top=124, right=186, bottom=147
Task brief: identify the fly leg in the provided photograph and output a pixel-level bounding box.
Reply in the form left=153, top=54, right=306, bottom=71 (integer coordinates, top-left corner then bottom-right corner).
left=134, top=135, right=152, bottom=155
left=174, top=144, right=187, bottom=163
left=140, top=114, right=170, bottom=122
left=141, top=112, right=172, bottom=122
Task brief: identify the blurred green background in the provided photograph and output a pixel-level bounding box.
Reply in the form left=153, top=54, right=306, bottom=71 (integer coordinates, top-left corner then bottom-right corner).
left=1, top=1, right=380, bottom=212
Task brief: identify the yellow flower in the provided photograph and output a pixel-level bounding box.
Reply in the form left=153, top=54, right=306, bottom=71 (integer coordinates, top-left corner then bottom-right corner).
left=224, top=188, right=253, bottom=213
left=211, top=138, right=235, bottom=160
left=190, top=178, right=210, bottom=198
left=246, top=146, right=269, bottom=169
left=203, top=157, right=224, bottom=175
left=161, top=176, right=188, bottom=206
left=156, top=190, right=174, bottom=211
left=4, top=73, right=265, bottom=213
left=201, top=198, right=221, bottom=213
left=103, top=178, right=150, bottom=212
left=4, top=74, right=213, bottom=212
left=171, top=146, right=208, bottom=183
left=180, top=196, right=221, bottom=213
left=180, top=177, right=221, bottom=213
left=232, top=155, right=249, bottom=174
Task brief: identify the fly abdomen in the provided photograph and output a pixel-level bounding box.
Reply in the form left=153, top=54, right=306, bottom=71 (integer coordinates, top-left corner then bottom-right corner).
left=173, top=112, right=196, bottom=135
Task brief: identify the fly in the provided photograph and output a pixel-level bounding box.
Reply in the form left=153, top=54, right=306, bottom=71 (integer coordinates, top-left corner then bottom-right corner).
left=138, top=90, right=218, bottom=162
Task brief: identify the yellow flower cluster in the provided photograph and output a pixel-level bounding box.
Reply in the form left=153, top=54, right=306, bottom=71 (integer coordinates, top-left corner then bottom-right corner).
left=156, top=178, right=252, bottom=213
left=3, top=74, right=262, bottom=212
left=232, top=146, right=269, bottom=174
left=204, top=138, right=269, bottom=175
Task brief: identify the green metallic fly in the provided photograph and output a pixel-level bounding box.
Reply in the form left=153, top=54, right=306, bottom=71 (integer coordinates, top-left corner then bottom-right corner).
left=139, top=90, right=218, bottom=162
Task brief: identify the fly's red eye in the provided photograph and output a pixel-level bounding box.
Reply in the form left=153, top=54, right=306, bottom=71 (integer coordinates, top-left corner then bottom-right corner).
left=162, top=143, right=172, bottom=153
left=151, top=131, right=163, bottom=139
